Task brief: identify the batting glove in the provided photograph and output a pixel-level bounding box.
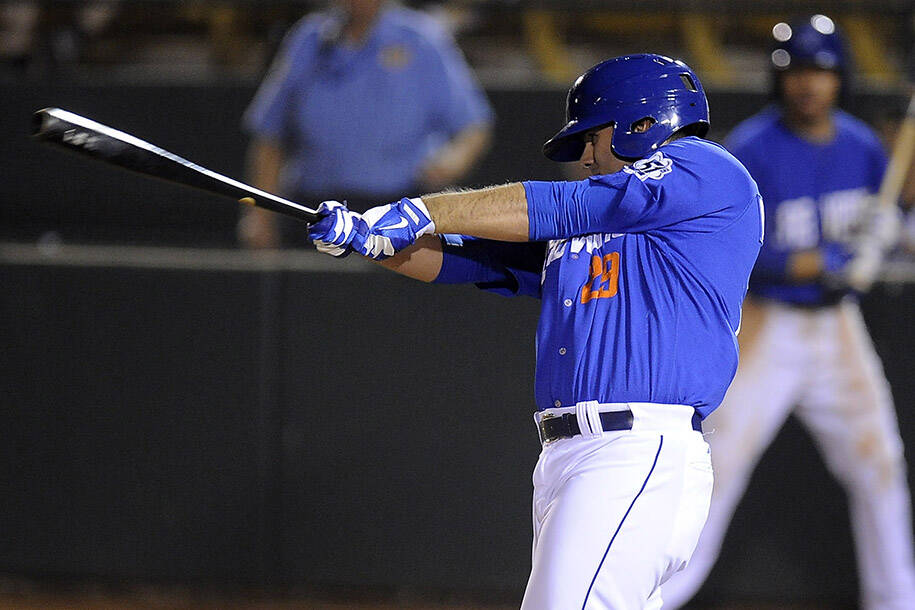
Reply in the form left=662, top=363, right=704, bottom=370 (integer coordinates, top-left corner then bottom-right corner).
left=819, top=242, right=855, bottom=292
left=308, top=200, right=368, bottom=258
left=844, top=204, right=901, bottom=292
left=855, top=198, right=902, bottom=250
left=355, top=197, right=436, bottom=260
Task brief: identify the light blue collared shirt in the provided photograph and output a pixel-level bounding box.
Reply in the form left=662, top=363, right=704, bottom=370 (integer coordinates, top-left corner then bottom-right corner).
left=244, top=6, right=492, bottom=197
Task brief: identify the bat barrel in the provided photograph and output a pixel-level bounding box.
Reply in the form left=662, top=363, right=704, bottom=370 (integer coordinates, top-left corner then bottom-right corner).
left=33, top=108, right=121, bottom=158
left=32, top=107, right=320, bottom=224
left=33, top=109, right=61, bottom=138
left=33, top=107, right=161, bottom=167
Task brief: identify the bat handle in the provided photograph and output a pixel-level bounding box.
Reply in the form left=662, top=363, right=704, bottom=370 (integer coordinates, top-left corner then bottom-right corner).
left=239, top=196, right=320, bottom=224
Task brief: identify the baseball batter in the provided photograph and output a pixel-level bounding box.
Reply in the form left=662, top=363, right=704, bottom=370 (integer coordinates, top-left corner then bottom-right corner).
left=308, top=54, right=763, bottom=608
left=660, top=16, right=915, bottom=610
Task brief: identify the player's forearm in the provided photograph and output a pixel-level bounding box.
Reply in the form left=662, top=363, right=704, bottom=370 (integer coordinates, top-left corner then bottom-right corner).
left=787, top=250, right=824, bottom=281
left=441, top=124, right=492, bottom=177
left=423, top=182, right=529, bottom=241
left=246, top=138, right=283, bottom=193
left=753, top=248, right=822, bottom=282
left=374, top=235, right=443, bottom=282
left=420, top=123, right=491, bottom=189
left=240, top=138, right=284, bottom=248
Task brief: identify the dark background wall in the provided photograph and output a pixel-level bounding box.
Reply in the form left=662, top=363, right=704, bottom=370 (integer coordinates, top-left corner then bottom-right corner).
left=1, top=84, right=914, bottom=607
left=4, top=259, right=915, bottom=607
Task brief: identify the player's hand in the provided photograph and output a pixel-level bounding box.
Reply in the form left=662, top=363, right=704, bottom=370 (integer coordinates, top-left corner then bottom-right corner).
left=819, top=242, right=854, bottom=290
left=845, top=204, right=901, bottom=292
left=855, top=199, right=901, bottom=250
left=419, top=158, right=461, bottom=191
left=238, top=207, right=281, bottom=249
left=308, top=197, right=435, bottom=260
left=307, top=200, right=368, bottom=258
left=355, top=197, right=436, bottom=260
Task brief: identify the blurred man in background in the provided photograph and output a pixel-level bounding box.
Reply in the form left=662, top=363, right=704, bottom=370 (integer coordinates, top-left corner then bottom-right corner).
left=0, top=1, right=120, bottom=72
left=661, top=15, right=915, bottom=610
left=239, top=0, right=493, bottom=248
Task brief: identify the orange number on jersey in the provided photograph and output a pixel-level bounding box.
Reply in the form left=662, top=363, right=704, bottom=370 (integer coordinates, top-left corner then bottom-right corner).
left=581, top=252, right=620, bottom=303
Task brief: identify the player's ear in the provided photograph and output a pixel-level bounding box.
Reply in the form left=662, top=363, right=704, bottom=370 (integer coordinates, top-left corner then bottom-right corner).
left=630, top=118, right=657, bottom=134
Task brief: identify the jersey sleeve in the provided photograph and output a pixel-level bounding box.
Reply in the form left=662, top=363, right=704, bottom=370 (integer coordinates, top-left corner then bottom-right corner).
left=434, top=235, right=545, bottom=298
left=242, top=18, right=319, bottom=140
left=524, top=143, right=748, bottom=241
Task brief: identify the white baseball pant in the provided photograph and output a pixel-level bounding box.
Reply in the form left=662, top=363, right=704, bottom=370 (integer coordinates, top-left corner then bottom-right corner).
left=661, top=298, right=915, bottom=609
left=521, top=403, right=713, bottom=609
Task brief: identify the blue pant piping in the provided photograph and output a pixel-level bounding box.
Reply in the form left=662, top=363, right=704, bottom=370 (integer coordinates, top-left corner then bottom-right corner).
left=581, top=435, right=665, bottom=610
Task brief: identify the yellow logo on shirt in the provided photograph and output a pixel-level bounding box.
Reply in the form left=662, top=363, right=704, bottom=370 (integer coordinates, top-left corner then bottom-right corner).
left=379, top=44, right=412, bottom=70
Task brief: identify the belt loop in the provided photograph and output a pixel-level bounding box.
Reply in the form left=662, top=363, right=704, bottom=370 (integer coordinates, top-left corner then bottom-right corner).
left=576, top=400, right=603, bottom=439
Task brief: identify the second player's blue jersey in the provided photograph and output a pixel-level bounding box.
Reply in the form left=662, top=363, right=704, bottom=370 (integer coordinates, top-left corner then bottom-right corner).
left=436, top=137, right=762, bottom=417
left=726, top=106, right=887, bottom=305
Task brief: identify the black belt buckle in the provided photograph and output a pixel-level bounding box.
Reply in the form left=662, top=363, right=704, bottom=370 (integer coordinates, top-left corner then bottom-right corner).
left=539, top=411, right=575, bottom=444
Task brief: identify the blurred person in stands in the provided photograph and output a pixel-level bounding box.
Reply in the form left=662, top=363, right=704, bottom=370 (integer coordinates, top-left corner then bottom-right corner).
left=239, top=0, right=493, bottom=248
left=661, top=15, right=915, bottom=610
left=0, top=2, right=39, bottom=70
left=0, top=1, right=119, bottom=72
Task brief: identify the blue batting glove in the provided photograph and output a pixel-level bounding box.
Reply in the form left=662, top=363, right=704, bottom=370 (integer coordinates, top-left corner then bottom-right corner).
left=355, top=197, right=436, bottom=260
left=308, top=200, right=369, bottom=258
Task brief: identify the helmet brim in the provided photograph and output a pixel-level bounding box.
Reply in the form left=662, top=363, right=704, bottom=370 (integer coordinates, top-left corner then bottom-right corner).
left=543, top=125, right=585, bottom=162
left=543, top=118, right=613, bottom=162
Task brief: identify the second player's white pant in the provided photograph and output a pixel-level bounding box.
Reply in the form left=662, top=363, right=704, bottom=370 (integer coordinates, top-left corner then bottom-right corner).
left=661, top=298, right=915, bottom=609
left=521, top=403, right=713, bottom=610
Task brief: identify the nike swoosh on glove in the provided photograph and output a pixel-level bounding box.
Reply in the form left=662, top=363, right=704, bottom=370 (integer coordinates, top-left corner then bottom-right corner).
left=355, top=197, right=435, bottom=260
left=307, top=200, right=369, bottom=258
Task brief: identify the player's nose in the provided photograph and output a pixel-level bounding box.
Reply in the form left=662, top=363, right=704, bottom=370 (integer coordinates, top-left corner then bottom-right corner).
left=580, top=141, right=595, bottom=168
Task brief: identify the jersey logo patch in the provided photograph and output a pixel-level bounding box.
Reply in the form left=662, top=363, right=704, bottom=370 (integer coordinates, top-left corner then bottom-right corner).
left=379, top=44, right=413, bottom=70
left=622, top=151, right=673, bottom=181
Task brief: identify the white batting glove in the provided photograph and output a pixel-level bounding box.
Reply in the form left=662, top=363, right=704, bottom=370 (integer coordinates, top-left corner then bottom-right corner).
left=846, top=201, right=902, bottom=292
left=354, top=197, right=436, bottom=260
left=308, top=200, right=367, bottom=258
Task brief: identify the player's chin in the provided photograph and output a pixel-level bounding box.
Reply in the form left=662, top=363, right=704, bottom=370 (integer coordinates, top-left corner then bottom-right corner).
left=789, top=98, right=830, bottom=120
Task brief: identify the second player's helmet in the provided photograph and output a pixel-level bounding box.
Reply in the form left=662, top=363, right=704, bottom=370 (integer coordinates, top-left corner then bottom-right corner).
left=770, top=14, right=847, bottom=74
left=543, top=54, right=710, bottom=162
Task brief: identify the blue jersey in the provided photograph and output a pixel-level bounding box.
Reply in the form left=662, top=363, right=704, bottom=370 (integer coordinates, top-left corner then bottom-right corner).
left=726, top=106, right=887, bottom=305
left=243, top=6, right=492, bottom=197
left=437, top=137, right=762, bottom=417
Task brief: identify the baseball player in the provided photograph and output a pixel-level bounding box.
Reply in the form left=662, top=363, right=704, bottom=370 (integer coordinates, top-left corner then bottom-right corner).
left=660, top=16, right=915, bottom=610
left=307, top=54, right=763, bottom=608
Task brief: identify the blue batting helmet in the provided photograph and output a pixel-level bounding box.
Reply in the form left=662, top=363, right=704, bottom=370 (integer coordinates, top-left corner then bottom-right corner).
left=770, top=14, right=848, bottom=73
left=543, top=54, right=710, bottom=162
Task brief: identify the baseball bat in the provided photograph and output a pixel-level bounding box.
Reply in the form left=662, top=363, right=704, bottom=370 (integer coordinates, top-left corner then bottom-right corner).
left=847, top=91, right=915, bottom=291
left=31, top=107, right=320, bottom=223
left=877, top=92, right=915, bottom=209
